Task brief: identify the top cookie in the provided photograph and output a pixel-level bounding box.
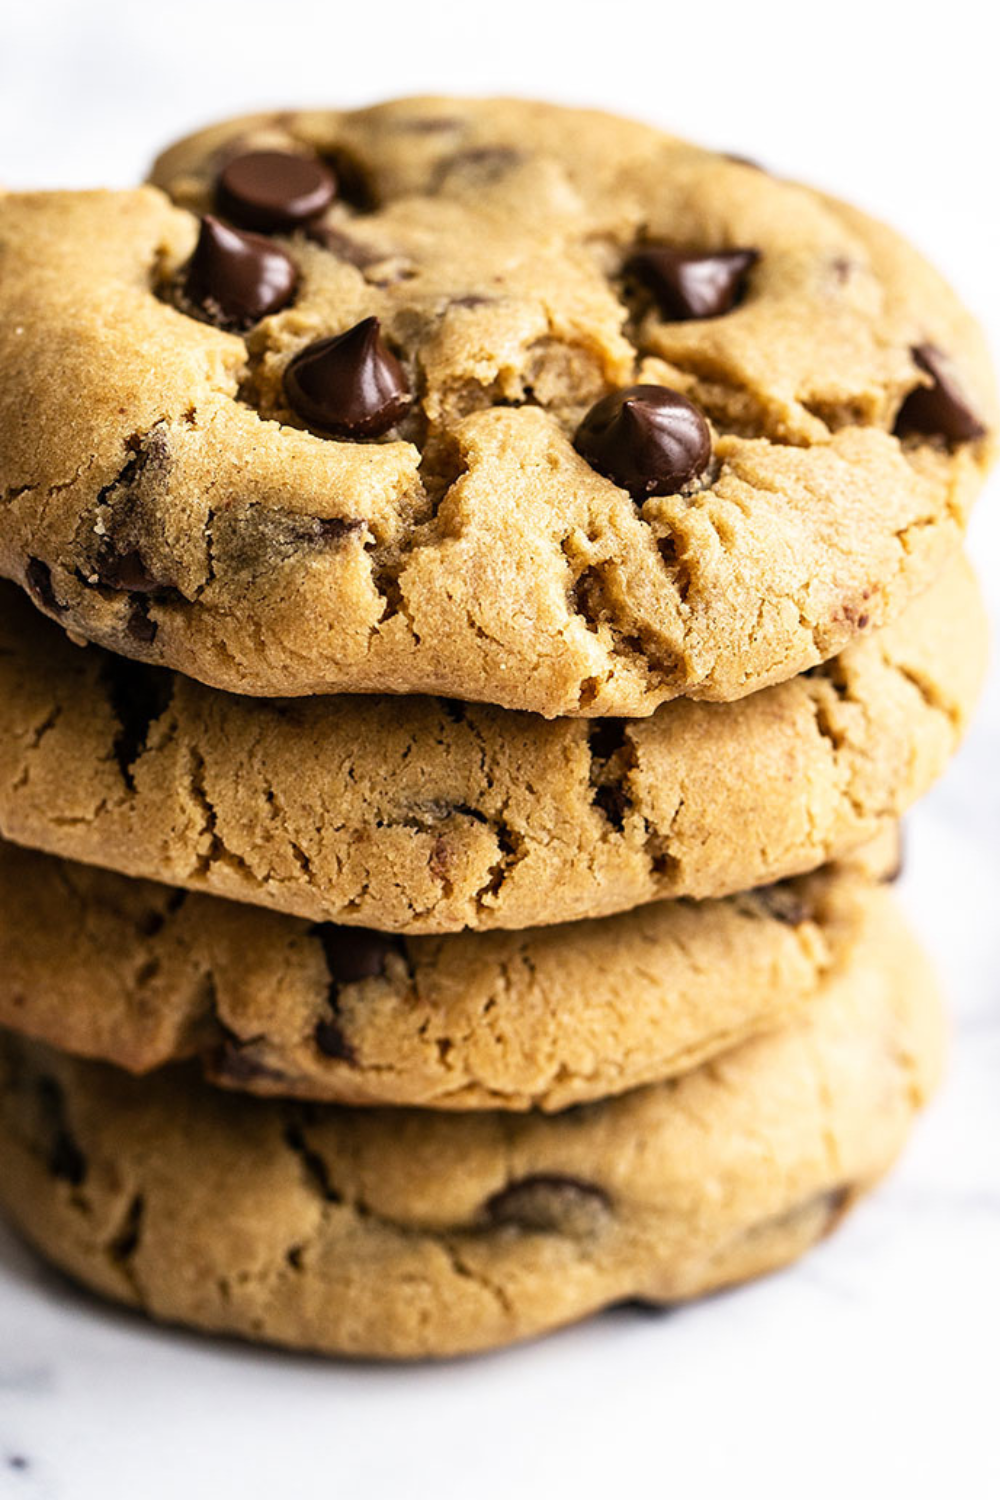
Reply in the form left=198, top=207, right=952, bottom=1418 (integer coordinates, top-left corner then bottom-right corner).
left=0, top=98, right=994, bottom=715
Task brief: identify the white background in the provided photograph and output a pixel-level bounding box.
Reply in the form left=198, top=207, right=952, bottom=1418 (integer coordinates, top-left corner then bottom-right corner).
left=1, top=1, right=998, bottom=1496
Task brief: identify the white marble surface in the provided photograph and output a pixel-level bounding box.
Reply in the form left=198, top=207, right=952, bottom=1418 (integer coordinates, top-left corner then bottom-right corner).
left=0, top=2, right=998, bottom=1495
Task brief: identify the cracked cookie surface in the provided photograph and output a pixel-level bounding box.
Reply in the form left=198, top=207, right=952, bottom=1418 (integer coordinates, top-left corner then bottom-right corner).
left=0, top=835, right=898, bottom=1111
left=0, top=97, right=994, bottom=715
left=0, top=897, right=943, bottom=1359
left=0, top=556, right=984, bottom=933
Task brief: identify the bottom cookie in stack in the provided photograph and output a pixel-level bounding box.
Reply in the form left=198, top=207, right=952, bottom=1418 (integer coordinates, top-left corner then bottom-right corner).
left=0, top=843, right=941, bottom=1359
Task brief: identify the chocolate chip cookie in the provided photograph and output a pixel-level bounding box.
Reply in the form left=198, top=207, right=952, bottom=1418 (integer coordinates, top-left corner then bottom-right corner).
left=0, top=98, right=993, bottom=714
left=0, top=834, right=897, bottom=1111
left=0, top=556, right=984, bottom=932
left=0, top=896, right=943, bottom=1358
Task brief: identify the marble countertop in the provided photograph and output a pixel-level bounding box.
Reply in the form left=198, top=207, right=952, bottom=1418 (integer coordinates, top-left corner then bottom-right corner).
left=1, top=2, right=998, bottom=1494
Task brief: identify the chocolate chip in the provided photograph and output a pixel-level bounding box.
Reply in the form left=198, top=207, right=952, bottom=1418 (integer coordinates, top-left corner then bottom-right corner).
left=574, top=385, right=712, bottom=499
left=894, top=344, right=986, bottom=443
left=313, top=1020, right=356, bottom=1063
left=324, top=148, right=376, bottom=212
left=212, top=1038, right=290, bottom=1085
left=311, top=925, right=405, bottom=1063
left=484, top=1175, right=611, bottom=1235
left=433, top=146, right=523, bottom=189
left=182, top=215, right=297, bottom=328
left=306, top=223, right=384, bottom=268
left=95, top=548, right=163, bottom=593
left=313, top=925, right=403, bottom=987
left=215, top=150, right=336, bottom=232
left=283, top=317, right=411, bottom=439
left=626, top=246, right=759, bottom=321
left=751, top=883, right=812, bottom=926
left=25, top=557, right=65, bottom=613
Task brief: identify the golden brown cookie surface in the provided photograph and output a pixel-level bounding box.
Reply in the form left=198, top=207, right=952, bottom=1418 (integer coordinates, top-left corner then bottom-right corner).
left=0, top=557, right=984, bottom=933
left=0, top=98, right=993, bottom=713
left=0, top=895, right=943, bottom=1358
left=0, top=836, right=897, bottom=1111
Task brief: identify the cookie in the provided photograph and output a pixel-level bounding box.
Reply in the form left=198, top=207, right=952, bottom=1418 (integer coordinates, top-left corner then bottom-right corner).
left=0, top=897, right=943, bottom=1358
left=0, top=555, right=984, bottom=933
left=0, top=98, right=994, bottom=715
left=0, top=833, right=898, bottom=1111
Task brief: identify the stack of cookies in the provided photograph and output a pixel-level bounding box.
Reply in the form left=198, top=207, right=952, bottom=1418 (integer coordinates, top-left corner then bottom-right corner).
left=0, top=99, right=993, bottom=1359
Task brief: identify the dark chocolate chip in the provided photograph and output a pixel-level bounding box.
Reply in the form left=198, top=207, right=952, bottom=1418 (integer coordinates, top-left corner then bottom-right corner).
left=25, top=558, right=65, bottom=613
left=894, top=344, right=986, bottom=443
left=182, top=215, right=297, bottom=328
left=313, top=924, right=403, bottom=987
left=574, top=384, right=712, bottom=499
left=306, top=222, right=384, bottom=268
left=323, top=148, right=376, bottom=212
left=310, top=926, right=405, bottom=1063
left=212, top=1038, right=290, bottom=1085
left=313, top=1020, right=356, bottom=1063
left=433, top=146, right=523, bottom=189
left=626, top=246, right=759, bottom=321
left=283, top=317, right=411, bottom=439
left=215, top=150, right=336, bottom=232
left=484, top=1174, right=611, bottom=1235
left=95, top=548, right=163, bottom=593
left=751, top=883, right=812, bottom=926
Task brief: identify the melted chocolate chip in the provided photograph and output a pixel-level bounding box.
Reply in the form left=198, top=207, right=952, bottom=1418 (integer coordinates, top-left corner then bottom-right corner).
left=283, top=317, right=411, bottom=439
left=751, top=883, right=812, bottom=926
left=485, top=1175, right=611, bottom=1235
left=311, top=926, right=405, bottom=1063
left=307, top=223, right=384, bottom=268
left=182, top=215, right=297, bottom=328
left=95, top=548, right=163, bottom=593
left=626, top=246, right=759, bottom=321
left=313, top=925, right=403, bottom=987
left=212, top=1039, right=290, bottom=1085
left=215, top=150, right=336, bottom=232
left=574, top=385, right=712, bottom=499
left=313, top=1020, right=356, bottom=1063
left=25, top=558, right=65, bottom=613
left=433, top=146, right=523, bottom=189
left=894, top=344, right=986, bottom=443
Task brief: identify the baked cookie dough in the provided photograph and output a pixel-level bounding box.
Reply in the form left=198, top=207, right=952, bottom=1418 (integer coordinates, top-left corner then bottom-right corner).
left=0, top=555, right=984, bottom=933
left=0, top=834, right=898, bottom=1111
left=0, top=897, right=943, bottom=1358
left=0, top=98, right=994, bottom=715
